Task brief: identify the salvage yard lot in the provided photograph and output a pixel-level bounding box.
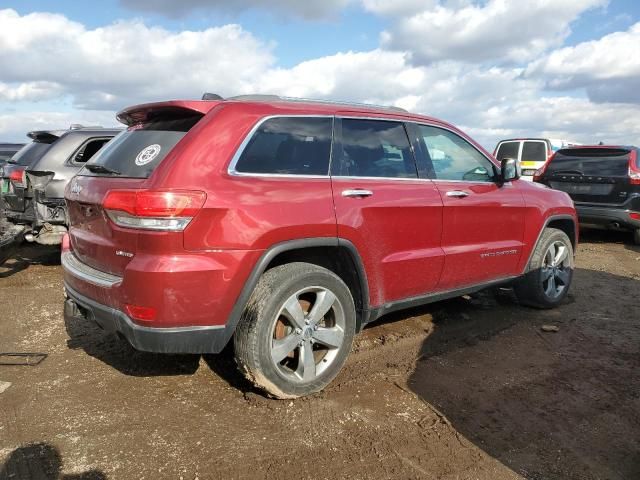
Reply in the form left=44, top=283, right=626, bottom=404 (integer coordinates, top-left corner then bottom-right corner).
left=1, top=229, right=639, bottom=480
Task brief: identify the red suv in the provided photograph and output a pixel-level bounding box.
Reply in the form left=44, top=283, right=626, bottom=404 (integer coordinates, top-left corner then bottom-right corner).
left=62, top=95, right=578, bottom=398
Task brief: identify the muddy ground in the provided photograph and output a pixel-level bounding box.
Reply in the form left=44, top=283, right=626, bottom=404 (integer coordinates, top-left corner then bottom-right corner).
left=0, top=229, right=639, bottom=480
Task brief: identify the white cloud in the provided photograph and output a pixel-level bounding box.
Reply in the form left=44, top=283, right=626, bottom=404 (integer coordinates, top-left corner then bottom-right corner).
left=119, top=0, right=350, bottom=19
left=0, top=110, right=119, bottom=143
left=526, top=22, right=640, bottom=103
left=0, top=9, right=275, bottom=110
left=368, top=0, right=608, bottom=64
left=0, top=82, right=64, bottom=102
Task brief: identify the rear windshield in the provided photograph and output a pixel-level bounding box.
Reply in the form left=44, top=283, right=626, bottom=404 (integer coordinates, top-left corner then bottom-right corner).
left=548, top=148, right=631, bottom=176
left=80, top=112, right=203, bottom=178
left=522, top=141, right=547, bottom=163
left=7, top=142, right=52, bottom=167
left=495, top=141, right=519, bottom=161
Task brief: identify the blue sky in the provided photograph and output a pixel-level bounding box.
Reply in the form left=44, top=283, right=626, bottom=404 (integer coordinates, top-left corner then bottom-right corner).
left=1, top=1, right=639, bottom=148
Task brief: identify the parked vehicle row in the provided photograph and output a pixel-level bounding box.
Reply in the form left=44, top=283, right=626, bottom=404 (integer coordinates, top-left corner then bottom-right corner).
left=6, top=93, right=636, bottom=398
left=1, top=126, right=120, bottom=244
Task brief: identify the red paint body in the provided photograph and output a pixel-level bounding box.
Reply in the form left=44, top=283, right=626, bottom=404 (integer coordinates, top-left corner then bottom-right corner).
left=63, top=99, right=577, bottom=331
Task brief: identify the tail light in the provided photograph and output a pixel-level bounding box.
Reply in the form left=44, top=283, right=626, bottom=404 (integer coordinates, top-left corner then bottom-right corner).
left=629, top=212, right=640, bottom=221
left=103, top=189, right=206, bottom=231
left=628, top=150, right=640, bottom=185
left=533, top=153, right=556, bottom=182
left=9, top=168, right=26, bottom=187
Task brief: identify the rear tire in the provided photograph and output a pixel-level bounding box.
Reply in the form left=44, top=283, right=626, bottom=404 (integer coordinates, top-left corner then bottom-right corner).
left=514, top=228, right=574, bottom=309
left=234, top=262, right=356, bottom=399
left=633, top=228, right=640, bottom=245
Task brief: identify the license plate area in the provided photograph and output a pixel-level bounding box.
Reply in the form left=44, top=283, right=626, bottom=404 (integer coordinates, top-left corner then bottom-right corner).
left=549, top=182, right=613, bottom=195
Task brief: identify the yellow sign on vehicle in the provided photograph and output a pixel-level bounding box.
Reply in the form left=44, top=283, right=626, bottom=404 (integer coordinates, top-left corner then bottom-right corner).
left=520, top=161, right=537, bottom=167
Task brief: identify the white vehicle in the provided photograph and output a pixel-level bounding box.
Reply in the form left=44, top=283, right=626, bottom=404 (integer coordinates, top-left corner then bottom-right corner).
left=494, top=138, right=581, bottom=180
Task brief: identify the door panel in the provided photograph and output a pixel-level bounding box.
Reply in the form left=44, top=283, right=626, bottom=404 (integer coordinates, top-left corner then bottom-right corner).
left=411, top=123, right=525, bottom=289
left=435, top=181, right=525, bottom=289
left=332, top=178, right=444, bottom=304
left=331, top=117, right=444, bottom=306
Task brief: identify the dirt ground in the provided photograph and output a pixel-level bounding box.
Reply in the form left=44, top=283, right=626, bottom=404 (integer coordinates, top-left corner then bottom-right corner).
left=0, top=229, right=639, bottom=480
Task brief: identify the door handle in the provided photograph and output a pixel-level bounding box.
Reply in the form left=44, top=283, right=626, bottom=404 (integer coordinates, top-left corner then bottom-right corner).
left=446, top=190, right=469, bottom=198
left=342, top=189, right=373, bottom=198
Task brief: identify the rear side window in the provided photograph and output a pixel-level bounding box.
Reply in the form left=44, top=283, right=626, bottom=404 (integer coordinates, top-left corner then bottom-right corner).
left=333, top=119, right=416, bottom=178
left=71, top=138, right=111, bottom=164
left=495, top=141, right=520, bottom=161
left=548, top=148, right=631, bottom=176
left=234, top=117, right=333, bottom=175
left=81, top=112, right=202, bottom=178
left=521, top=141, right=547, bottom=163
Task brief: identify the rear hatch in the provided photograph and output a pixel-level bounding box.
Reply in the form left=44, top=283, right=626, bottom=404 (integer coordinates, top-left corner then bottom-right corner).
left=544, top=147, right=635, bottom=205
left=2, top=132, right=61, bottom=212
left=66, top=106, right=208, bottom=276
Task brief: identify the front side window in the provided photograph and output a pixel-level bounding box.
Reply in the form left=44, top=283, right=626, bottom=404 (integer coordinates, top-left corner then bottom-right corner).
left=234, top=117, right=333, bottom=175
left=416, top=125, right=495, bottom=182
left=333, top=119, right=416, bottom=178
left=71, top=138, right=111, bottom=164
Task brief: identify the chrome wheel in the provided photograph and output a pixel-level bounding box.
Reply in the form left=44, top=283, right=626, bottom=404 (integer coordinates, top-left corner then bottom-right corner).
left=269, top=286, right=345, bottom=383
left=541, top=240, right=571, bottom=299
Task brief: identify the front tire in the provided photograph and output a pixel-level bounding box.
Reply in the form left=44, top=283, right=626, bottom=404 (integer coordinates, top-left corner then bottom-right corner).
left=514, top=228, right=574, bottom=309
left=234, top=262, right=356, bottom=399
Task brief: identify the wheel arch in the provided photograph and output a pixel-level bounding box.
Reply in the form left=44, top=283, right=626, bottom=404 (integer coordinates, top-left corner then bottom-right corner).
left=522, top=214, right=577, bottom=274
left=220, top=238, right=371, bottom=348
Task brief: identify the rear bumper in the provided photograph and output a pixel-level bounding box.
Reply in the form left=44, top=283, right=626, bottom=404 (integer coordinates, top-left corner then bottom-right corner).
left=576, top=204, right=640, bottom=229
left=65, top=284, right=228, bottom=354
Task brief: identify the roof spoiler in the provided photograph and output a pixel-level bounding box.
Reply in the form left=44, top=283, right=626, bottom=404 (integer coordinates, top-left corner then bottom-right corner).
left=26, top=130, right=66, bottom=143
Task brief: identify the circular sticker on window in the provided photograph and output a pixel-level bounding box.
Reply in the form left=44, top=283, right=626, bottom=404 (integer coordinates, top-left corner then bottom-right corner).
left=135, top=144, right=161, bottom=166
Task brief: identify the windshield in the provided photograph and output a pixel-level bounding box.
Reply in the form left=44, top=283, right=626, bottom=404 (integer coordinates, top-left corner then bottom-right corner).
left=8, top=142, right=52, bottom=167
left=80, top=113, right=203, bottom=178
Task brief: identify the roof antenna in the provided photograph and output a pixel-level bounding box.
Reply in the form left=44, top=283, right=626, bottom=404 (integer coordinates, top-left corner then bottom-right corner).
left=202, top=93, right=223, bottom=101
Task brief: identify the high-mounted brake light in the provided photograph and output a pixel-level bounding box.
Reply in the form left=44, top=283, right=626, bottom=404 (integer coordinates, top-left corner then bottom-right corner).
left=9, top=168, right=26, bottom=187
left=628, top=150, right=640, bottom=185
left=103, top=190, right=206, bottom=231
left=533, top=152, right=556, bottom=182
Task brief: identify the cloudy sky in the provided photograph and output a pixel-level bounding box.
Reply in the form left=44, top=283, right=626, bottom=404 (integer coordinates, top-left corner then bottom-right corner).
left=1, top=0, right=638, bottom=149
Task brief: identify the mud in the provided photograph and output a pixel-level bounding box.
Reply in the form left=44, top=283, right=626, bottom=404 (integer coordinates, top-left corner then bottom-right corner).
left=0, top=228, right=638, bottom=479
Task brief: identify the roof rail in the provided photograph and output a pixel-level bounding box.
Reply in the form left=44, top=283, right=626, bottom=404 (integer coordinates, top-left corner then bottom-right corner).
left=226, top=94, right=408, bottom=113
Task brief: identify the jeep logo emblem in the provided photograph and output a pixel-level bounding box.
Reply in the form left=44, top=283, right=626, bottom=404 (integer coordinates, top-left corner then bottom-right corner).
left=70, top=182, right=82, bottom=195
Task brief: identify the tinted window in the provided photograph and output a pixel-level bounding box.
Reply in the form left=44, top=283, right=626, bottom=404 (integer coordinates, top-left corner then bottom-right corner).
left=71, top=138, right=111, bottom=163
left=416, top=125, right=495, bottom=182
left=334, top=119, right=416, bottom=178
left=7, top=142, right=52, bottom=167
left=547, top=148, right=631, bottom=177
left=81, top=113, right=202, bottom=178
left=495, top=141, right=520, bottom=161
left=521, top=141, right=547, bottom=163
left=235, top=117, right=332, bottom=175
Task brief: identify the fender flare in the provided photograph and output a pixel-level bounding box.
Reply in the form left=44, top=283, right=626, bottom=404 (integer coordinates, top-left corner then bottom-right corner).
left=522, top=214, right=577, bottom=274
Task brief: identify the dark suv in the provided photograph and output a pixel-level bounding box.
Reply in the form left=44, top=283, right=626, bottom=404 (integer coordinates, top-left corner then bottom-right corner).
left=2, top=127, right=120, bottom=245
left=534, top=145, right=640, bottom=244
left=62, top=95, right=578, bottom=398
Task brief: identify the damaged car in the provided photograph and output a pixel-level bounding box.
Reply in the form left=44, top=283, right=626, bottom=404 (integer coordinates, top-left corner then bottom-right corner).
left=1, top=126, right=120, bottom=247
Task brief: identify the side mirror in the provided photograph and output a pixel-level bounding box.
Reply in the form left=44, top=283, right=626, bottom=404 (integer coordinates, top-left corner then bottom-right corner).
left=499, top=157, right=520, bottom=184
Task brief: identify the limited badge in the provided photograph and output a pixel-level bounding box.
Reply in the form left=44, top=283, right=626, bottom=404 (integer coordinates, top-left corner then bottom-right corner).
left=135, top=144, right=161, bottom=166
